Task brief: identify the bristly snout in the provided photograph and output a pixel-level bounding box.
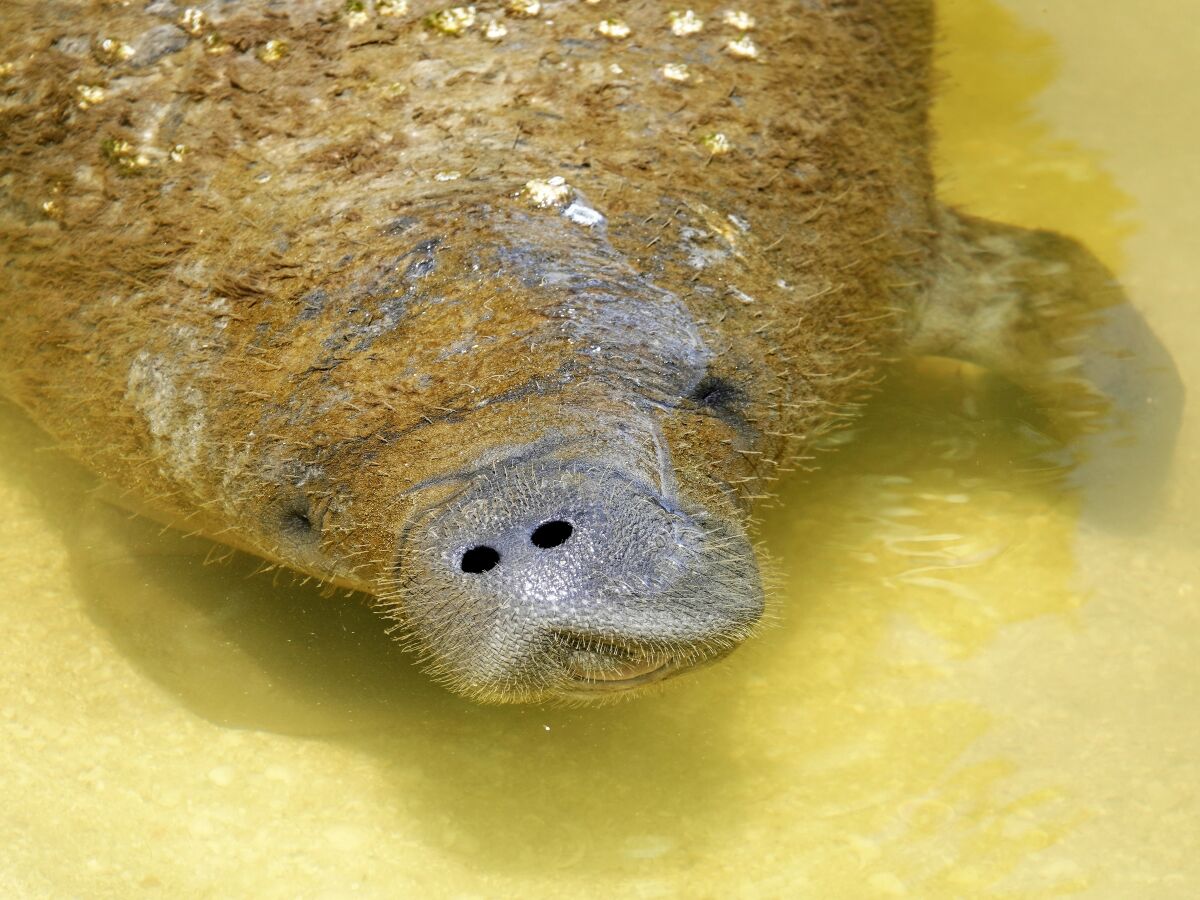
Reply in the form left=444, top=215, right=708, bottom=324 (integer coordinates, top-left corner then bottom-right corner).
left=391, top=456, right=763, bottom=703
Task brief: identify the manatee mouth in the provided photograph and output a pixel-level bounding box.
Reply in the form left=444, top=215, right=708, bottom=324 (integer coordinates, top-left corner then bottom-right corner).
left=558, top=635, right=677, bottom=693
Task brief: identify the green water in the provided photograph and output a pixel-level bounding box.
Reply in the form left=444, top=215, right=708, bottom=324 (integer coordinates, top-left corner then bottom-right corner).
left=1, top=2, right=1197, bottom=896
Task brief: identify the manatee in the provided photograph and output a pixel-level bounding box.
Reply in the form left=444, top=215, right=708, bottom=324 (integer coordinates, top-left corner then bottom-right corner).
left=0, top=0, right=1181, bottom=704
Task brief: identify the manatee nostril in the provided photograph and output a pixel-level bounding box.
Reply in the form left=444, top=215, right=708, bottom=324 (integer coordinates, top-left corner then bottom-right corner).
left=460, top=545, right=501, bottom=574
left=530, top=519, right=573, bottom=550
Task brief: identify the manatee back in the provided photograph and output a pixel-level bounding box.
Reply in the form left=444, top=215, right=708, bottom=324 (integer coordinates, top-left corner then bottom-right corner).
left=0, top=1, right=937, bottom=556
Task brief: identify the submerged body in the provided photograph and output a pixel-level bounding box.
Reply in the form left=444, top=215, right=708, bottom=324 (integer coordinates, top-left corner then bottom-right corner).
left=0, top=1, right=1178, bottom=702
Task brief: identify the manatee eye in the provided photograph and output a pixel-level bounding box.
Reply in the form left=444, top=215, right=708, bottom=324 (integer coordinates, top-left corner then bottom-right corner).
left=279, top=498, right=320, bottom=542
left=689, top=374, right=741, bottom=409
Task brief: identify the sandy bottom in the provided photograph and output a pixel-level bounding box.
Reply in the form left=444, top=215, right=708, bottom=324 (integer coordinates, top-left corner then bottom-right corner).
left=1, top=1, right=1197, bottom=897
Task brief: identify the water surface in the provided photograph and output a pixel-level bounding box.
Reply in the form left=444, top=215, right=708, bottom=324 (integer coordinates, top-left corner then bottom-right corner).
left=1, top=2, right=1196, bottom=896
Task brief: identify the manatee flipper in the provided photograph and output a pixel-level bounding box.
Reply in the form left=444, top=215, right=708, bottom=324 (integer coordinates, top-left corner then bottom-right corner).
left=910, top=207, right=1184, bottom=527
left=70, top=498, right=411, bottom=734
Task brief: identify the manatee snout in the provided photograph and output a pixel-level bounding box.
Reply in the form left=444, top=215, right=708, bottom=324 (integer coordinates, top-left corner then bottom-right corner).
left=397, top=458, right=763, bottom=703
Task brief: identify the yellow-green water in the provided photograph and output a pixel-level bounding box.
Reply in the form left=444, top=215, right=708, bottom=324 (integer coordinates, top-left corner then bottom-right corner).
left=1, top=2, right=1197, bottom=896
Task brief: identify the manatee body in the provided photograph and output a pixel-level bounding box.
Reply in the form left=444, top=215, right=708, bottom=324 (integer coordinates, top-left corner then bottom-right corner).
left=0, top=1, right=1179, bottom=702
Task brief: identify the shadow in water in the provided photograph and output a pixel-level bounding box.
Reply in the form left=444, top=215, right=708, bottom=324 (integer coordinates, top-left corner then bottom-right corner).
left=0, top=357, right=1159, bottom=878
left=0, top=399, right=764, bottom=877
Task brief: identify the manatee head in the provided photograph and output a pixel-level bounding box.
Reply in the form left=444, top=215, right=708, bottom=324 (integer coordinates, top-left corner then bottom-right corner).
left=390, top=419, right=765, bottom=704
left=249, top=196, right=778, bottom=703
